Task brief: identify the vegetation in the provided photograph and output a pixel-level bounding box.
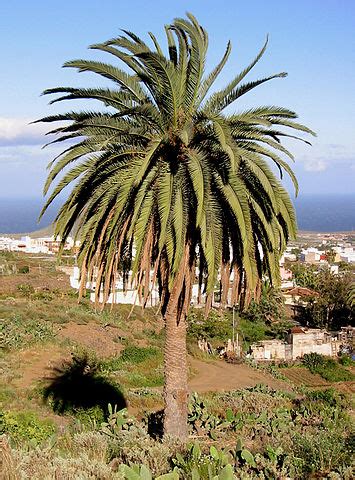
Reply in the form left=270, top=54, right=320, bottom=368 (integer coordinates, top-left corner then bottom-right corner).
left=242, top=281, right=286, bottom=324
left=0, top=258, right=354, bottom=477
left=348, top=282, right=355, bottom=308
left=1, top=385, right=353, bottom=478
left=0, top=410, right=56, bottom=445
left=0, top=314, right=56, bottom=351
left=101, top=346, right=164, bottom=388
left=38, top=13, right=313, bottom=438
left=187, top=306, right=292, bottom=349
left=290, top=264, right=354, bottom=329
left=302, top=353, right=354, bottom=382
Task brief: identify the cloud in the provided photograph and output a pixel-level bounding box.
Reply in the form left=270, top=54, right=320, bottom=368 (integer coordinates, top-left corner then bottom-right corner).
left=0, top=143, right=65, bottom=197
left=303, top=159, right=327, bottom=172
left=0, top=117, right=51, bottom=147
left=295, top=142, right=355, bottom=173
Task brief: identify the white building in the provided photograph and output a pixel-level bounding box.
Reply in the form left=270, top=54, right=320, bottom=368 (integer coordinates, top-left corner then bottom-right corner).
left=250, top=327, right=341, bottom=361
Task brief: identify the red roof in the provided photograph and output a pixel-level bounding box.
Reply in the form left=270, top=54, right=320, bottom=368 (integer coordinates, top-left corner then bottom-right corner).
left=290, top=326, right=306, bottom=334
left=285, top=287, right=319, bottom=297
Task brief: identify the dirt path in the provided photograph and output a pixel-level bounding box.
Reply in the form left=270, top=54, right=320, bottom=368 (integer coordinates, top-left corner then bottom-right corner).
left=11, top=339, right=289, bottom=394
left=188, top=358, right=289, bottom=393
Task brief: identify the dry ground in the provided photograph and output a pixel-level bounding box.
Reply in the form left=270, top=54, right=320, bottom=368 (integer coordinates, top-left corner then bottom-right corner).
left=189, top=358, right=289, bottom=393
left=10, top=340, right=289, bottom=398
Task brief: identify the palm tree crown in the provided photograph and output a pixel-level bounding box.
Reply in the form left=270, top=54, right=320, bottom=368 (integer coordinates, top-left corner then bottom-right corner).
left=39, top=13, right=314, bottom=322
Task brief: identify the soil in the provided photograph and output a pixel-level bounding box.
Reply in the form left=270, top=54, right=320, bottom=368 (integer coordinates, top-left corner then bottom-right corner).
left=58, top=321, right=124, bottom=358
left=0, top=270, right=70, bottom=295
left=10, top=323, right=124, bottom=392
left=12, top=342, right=288, bottom=397
left=188, top=358, right=289, bottom=393
left=12, top=346, right=67, bottom=390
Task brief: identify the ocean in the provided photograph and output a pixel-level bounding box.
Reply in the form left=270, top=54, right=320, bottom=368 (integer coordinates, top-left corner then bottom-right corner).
left=0, top=194, right=354, bottom=234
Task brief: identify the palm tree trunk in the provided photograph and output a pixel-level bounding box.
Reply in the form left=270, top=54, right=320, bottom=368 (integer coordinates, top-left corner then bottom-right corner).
left=163, top=299, right=188, bottom=439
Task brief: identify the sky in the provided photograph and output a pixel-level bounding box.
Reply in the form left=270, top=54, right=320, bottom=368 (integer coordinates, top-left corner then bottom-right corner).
left=0, top=0, right=354, bottom=199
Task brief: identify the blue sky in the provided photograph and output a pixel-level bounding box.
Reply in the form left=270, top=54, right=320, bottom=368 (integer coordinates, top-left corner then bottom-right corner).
left=0, top=0, right=354, bottom=198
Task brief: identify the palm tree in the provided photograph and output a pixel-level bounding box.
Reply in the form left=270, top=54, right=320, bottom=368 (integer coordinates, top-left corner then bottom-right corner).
left=38, top=14, right=314, bottom=439
left=347, top=282, right=355, bottom=309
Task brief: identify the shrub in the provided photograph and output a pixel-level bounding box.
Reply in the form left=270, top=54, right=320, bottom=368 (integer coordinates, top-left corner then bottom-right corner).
left=0, top=410, right=56, bottom=445
left=306, top=388, right=347, bottom=408
left=339, top=354, right=354, bottom=366
left=108, top=427, right=179, bottom=476
left=16, top=283, right=35, bottom=298
left=12, top=448, right=119, bottom=480
left=71, top=431, right=108, bottom=463
left=302, top=352, right=324, bottom=371
left=18, top=266, right=29, bottom=274
left=72, top=406, right=106, bottom=429
left=292, top=428, right=352, bottom=476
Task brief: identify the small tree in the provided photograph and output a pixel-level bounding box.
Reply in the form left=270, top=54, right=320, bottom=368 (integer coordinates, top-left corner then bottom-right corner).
left=294, top=267, right=354, bottom=330
left=243, top=281, right=286, bottom=324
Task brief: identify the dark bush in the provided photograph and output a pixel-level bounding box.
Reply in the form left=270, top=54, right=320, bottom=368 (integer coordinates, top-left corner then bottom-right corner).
left=19, top=265, right=29, bottom=274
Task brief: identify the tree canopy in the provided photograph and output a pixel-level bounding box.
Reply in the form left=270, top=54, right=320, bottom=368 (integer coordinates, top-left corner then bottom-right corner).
left=38, top=13, right=314, bottom=320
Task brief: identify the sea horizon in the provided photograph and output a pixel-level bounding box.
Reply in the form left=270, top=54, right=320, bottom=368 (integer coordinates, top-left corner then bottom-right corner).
left=0, top=193, right=354, bottom=235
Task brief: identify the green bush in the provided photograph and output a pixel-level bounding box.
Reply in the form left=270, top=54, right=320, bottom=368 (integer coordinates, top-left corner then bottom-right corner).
left=292, top=428, right=352, bottom=476
left=72, top=406, right=106, bottom=429
left=339, top=354, right=354, bottom=366
left=306, top=388, right=347, bottom=408
left=19, top=265, right=30, bottom=274
left=302, top=353, right=354, bottom=382
left=187, top=309, right=232, bottom=342
left=0, top=410, right=56, bottom=445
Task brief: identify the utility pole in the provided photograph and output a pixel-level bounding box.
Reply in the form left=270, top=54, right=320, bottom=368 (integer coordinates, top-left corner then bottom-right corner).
left=232, top=302, right=239, bottom=352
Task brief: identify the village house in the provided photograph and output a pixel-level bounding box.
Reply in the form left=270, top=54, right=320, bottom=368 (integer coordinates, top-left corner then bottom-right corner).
left=0, top=235, right=78, bottom=254
left=250, top=326, right=345, bottom=361
left=283, top=286, right=319, bottom=307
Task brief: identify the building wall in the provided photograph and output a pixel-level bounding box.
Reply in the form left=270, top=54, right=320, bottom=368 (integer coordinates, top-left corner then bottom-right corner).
left=251, top=341, right=286, bottom=360
left=251, top=330, right=342, bottom=361
left=291, top=341, right=333, bottom=359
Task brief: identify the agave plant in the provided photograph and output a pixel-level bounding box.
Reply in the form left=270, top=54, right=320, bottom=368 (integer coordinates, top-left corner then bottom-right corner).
left=38, top=13, right=314, bottom=438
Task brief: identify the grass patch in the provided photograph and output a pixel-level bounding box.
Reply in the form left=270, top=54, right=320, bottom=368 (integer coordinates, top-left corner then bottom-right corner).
left=101, top=346, right=164, bottom=388
left=120, top=346, right=160, bottom=364
left=0, top=314, right=56, bottom=351
left=0, top=410, right=56, bottom=445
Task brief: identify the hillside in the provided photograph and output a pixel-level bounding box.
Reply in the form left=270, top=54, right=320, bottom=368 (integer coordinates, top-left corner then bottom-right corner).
left=0, top=252, right=354, bottom=478
left=0, top=224, right=54, bottom=239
